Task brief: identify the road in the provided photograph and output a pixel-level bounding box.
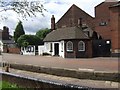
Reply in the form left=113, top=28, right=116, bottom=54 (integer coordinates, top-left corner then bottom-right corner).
left=1, top=53, right=119, bottom=72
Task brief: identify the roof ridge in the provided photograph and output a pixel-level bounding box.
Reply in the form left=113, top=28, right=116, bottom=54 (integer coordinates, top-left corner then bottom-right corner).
left=74, top=27, right=89, bottom=39
left=56, top=4, right=94, bottom=24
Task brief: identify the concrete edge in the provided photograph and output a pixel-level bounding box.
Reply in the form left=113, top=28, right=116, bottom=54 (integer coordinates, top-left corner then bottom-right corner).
left=1, top=62, right=120, bottom=82
left=1, top=71, right=90, bottom=89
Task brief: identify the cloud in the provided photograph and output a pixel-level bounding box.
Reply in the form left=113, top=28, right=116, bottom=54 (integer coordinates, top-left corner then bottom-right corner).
left=0, top=0, right=118, bottom=36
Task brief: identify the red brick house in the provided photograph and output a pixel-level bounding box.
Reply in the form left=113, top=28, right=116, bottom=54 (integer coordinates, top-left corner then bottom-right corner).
left=0, top=26, right=19, bottom=53
left=43, top=5, right=94, bottom=58
left=44, top=24, right=92, bottom=58
left=43, top=4, right=94, bottom=58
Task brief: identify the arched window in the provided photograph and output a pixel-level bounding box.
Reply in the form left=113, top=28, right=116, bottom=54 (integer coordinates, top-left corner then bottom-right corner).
left=78, top=41, right=85, bottom=51
left=66, top=41, right=73, bottom=51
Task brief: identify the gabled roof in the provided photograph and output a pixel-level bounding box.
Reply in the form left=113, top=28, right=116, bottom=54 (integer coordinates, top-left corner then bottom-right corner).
left=44, top=26, right=89, bottom=42
left=56, top=4, right=94, bottom=24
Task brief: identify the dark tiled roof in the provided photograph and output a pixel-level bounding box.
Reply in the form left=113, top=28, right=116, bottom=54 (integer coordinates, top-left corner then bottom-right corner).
left=2, top=40, right=15, bottom=44
left=44, top=26, right=89, bottom=42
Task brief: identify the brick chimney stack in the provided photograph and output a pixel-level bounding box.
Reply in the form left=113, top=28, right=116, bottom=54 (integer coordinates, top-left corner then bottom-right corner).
left=51, top=15, right=55, bottom=30
left=78, top=18, right=82, bottom=28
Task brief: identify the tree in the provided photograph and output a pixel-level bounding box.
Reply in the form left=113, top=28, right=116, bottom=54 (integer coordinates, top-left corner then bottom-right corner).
left=17, top=34, right=43, bottom=47
left=36, top=28, right=50, bottom=40
left=0, top=0, right=46, bottom=19
left=14, top=21, right=25, bottom=43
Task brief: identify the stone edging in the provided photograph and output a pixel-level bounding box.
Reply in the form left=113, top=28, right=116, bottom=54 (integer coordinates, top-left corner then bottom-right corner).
left=1, top=62, right=120, bottom=82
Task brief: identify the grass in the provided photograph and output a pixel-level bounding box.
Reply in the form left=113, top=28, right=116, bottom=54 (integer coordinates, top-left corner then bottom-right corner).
left=0, top=81, right=23, bottom=90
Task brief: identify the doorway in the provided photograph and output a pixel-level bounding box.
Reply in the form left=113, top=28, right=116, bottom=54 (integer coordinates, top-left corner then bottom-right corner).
left=54, top=43, right=59, bottom=56
left=92, top=40, right=111, bottom=57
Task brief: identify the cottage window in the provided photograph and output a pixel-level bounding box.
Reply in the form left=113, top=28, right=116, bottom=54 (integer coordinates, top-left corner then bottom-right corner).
left=78, top=41, right=85, bottom=51
left=66, top=41, right=73, bottom=51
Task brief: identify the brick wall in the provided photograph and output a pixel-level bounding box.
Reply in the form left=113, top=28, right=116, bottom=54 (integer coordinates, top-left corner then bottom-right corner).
left=56, top=4, right=94, bottom=30
left=94, top=2, right=117, bottom=39
left=110, top=5, right=120, bottom=54
left=64, top=39, right=92, bottom=58
left=8, top=48, right=20, bottom=54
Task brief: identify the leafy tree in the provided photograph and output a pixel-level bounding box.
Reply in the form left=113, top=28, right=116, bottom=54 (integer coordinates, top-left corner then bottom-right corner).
left=14, top=21, right=25, bottom=43
left=36, top=28, right=50, bottom=40
left=17, top=34, right=43, bottom=47
left=0, top=0, right=46, bottom=19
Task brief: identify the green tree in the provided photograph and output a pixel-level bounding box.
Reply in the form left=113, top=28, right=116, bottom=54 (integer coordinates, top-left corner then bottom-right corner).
left=14, top=21, right=25, bottom=43
left=36, top=28, right=50, bottom=40
left=17, top=34, right=43, bottom=47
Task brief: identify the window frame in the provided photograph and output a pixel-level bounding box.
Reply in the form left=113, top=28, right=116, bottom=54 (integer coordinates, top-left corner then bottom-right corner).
left=66, top=41, right=73, bottom=52
left=78, top=41, right=85, bottom=51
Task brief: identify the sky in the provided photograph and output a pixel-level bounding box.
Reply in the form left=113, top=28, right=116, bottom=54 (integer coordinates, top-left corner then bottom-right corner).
left=0, top=0, right=119, bottom=35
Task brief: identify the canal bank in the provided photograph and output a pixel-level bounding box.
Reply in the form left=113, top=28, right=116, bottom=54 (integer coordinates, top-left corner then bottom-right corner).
left=1, top=68, right=119, bottom=89
left=2, top=62, right=119, bottom=82
left=0, top=62, right=119, bottom=89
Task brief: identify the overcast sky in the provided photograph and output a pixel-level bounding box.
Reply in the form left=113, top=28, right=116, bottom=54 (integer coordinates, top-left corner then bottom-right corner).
left=0, top=0, right=119, bottom=35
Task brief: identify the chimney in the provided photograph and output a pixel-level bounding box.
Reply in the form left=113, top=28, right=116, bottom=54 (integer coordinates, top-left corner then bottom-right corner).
left=51, top=15, right=55, bottom=30
left=3, top=26, right=9, bottom=32
left=78, top=18, right=82, bottom=28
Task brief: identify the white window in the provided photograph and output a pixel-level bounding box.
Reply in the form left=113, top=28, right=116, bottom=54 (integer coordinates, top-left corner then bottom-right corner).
left=66, top=41, right=73, bottom=51
left=78, top=41, right=85, bottom=51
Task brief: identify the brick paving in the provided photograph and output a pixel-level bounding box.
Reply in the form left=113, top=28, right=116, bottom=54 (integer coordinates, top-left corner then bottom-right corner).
left=1, top=53, right=119, bottom=72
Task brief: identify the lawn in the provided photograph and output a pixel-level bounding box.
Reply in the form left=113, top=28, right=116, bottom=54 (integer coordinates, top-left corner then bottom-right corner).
left=0, top=81, right=23, bottom=90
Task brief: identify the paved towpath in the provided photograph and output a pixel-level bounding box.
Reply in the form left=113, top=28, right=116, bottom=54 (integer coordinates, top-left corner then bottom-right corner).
left=1, top=53, right=119, bottom=72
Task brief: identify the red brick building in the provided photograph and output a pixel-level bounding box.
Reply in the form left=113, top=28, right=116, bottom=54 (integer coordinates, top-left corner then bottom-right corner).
left=44, top=5, right=94, bottom=58
left=43, top=1, right=120, bottom=58
left=0, top=26, right=16, bottom=53
left=109, top=3, right=120, bottom=56
left=0, top=26, right=10, bottom=40
left=56, top=4, right=94, bottom=30
left=94, top=2, right=118, bottom=39
left=94, top=1, right=120, bottom=56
